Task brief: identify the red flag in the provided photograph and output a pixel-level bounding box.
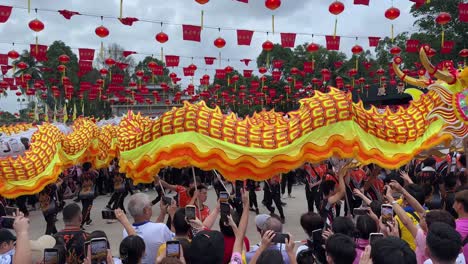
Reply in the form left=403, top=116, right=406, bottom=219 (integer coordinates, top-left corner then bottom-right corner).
left=79, top=48, right=95, bottom=60
left=243, top=70, right=253, bottom=78
left=165, top=55, right=180, bottom=67
left=122, top=51, right=137, bottom=57
left=406, top=39, right=419, bottom=53
left=200, top=78, right=209, bottom=86
left=204, top=57, right=216, bottom=65
left=58, top=9, right=80, bottom=19
left=182, top=25, right=202, bottom=42
left=111, top=74, right=124, bottom=84
left=250, top=80, right=260, bottom=89
left=280, top=33, right=296, bottom=48
left=303, top=61, right=314, bottom=73
left=79, top=60, right=93, bottom=76
left=273, top=60, right=284, bottom=69
left=368, top=37, right=380, bottom=47
left=272, top=71, right=281, bottom=81
left=30, top=44, right=48, bottom=62
left=325, top=36, right=341, bottom=50
left=183, top=67, right=195, bottom=77
left=116, top=62, right=129, bottom=70
left=0, top=6, right=12, bottom=23
left=0, top=54, right=7, bottom=65
left=354, top=0, right=370, bottom=5
left=460, top=3, right=468, bottom=22
left=3, top=77, right=13, bottom=86
left=237, top=30, right=254, bottom=46
left=441, top=41, right=455, bottom=54
left=240, top=59, right=251, bottom=66
left=236, top=0, right=248, bottom=2
left=1, top=65, right=11, bottom=75
left=152, top=65, right=164, bottom=76
left=119, top=17, right=139, bottom=26
left=215, top=69, right=226, bottom=79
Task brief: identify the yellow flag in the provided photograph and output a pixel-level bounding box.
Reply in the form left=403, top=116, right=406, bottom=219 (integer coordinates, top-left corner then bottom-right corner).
left=44, top=105, right=49, bottom=122
left=72, top=103, right=77, bottom=121
left=63, top=104, right=68, bottom=123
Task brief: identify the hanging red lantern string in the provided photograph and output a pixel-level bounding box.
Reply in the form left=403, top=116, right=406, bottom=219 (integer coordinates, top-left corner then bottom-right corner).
left=384, top=6, right=400, bottom=42
left=95, top=16, right=110, bottom=59
left=28, top=10, right=44, bottom=54
left=262, top=38, right=274, bottom=68
left=58, top=54, right=69, bottom=82
left=147, top=60, right=158, bottom=84
left=329, top=1, right=345, bottom=38
left=105, top=57, right=116, bottom=80
left=155, top=23, right=168, bottom=61
left=459, top=49, right=468, bottom=67
left=307, top=40, right=319, bottom=71
left=265, top=0, right=280, bottom=36
left=351, top=43, right=363, bottom=70
left=435, top=12, right=451, bottom=48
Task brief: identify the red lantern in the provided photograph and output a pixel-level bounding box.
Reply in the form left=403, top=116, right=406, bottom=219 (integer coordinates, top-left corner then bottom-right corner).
left=290, top=67, right=299, bottom=75
left=135, top=70, right=144, bottom=79
left=23, top=74, right=31, bottom=82
left=169, top=72, right=177, bottom=79
left=329, top=1, right=345, bottom=15
left=40, top=93, right=47, bottom=99
left=17, top=62, right=28, bottom=70
left=195, top=0, right=209, bottom=4
left=58, top=54, right=70, bottom=64
left=28, top=19, right=45, bottom=32
left=435, top=12, right=451, bottom=25
left=231, top=75, right=239, bottom=82
left=57, top=65, right=66, bottom=72
left=384, top=7, right=400, bottom=20
left=105, top=58, right=116, bottom=67
left=390, top=46, right=402, bottom=55
left=376, top=68, right=385, bottom=75
left=129, top=81, right=137, bottom=88
left=188, top=64, right=197, bottom=71
left=351, top=45, right=363, bottom=54
left=225, top=66, right=233, bottom=74
left=265, top=0, right=281, bottom=10
left=99, top=68, right=108, bottom=77
left=259, top=67, right=267, bottom=74
left=156, top=32, right=169, bottom=43
left=147, top=61, right=157, bottom=70
left=95, top=26, right=109, bottom=38
left=202, top=74, right=210, bottom=80
left=15, top=91, right=22, bottom=96
left=307, top=43, right=319, bottom=53
left=7, top=50, right=19, bottom=60
left=460, top=49, right=468, bottom=66
left=214, top=37, right=226, bottom=48
left=262, top=40, right=274, bottom=52
left=427, top=48, right=437, bottom=58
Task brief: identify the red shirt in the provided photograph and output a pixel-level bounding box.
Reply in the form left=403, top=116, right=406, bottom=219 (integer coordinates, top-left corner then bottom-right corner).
left=196, top=204, right=210, bottom=222
left=176, top=186, right=191, bottom=208
left=223, top=235, right=250, bottom=264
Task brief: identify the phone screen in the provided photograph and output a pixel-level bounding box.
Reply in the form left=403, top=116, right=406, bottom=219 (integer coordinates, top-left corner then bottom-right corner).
left=381, top=205, right=394, bottom=224
left=101, top=210, right=116, bottom=220
left=91, top=239, right=108, bottom=264
left=312, top=229, right=323, bottom=244
left=166, top=241, right=180, bottom=258
left=272, top=233, right=290, bottom=244
left=185, top=206, right=196, bottom=220
left=44, top=249, right=59, bottom=264
left=369, top=233, right=384, bottom=245
left=1, top=217, right=15, bottom=229
left=219, top=192, right=229, bottom=203
left=162, top=196, right=172, bottom=205
left=353, top=208, right=367, bottom=216
left=5, top=207, right=17, bottom=216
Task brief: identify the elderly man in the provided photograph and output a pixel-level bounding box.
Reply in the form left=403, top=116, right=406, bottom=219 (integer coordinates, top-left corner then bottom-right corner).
left=123, top=193, right=173, bottom=264
left=246, top=214, right=290, bottom=263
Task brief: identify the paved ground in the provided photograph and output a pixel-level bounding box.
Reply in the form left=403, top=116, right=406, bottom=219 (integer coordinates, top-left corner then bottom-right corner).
left=26, top=185, right=311, bottom=256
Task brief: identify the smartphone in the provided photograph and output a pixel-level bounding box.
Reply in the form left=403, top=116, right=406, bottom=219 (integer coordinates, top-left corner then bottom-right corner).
left=381, top=204, right=394, bottom=225
left=101, top=210, right=116, bottom=220
left=90, top=238, right=108, bottom=264
left=5, top=207, right=17, bottom=216
left=44, top=248, right=59, bottom=264
left=1, top=217, right=14, bottom=229
left=162, top=196, right=172, bottom=205
left=166, top=240, right=181, bottom=258
left=185, top=205, right=196, bottom=220
left=84, top=240, right=91, bottom=257
left=272, top=232, right=290, bottom=244
left=353, top=208, right=367, bottom=216
left=220, top=202, right=231, bottom=224
left=219, top=191, right=229, bottom=203
left=311, top=228, right=323, bottom=244
left=369, top=233, right=384, bottom=245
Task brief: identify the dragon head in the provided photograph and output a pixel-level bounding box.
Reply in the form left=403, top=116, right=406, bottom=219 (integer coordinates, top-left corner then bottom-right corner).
left=393, top=47, right=468, bottom=138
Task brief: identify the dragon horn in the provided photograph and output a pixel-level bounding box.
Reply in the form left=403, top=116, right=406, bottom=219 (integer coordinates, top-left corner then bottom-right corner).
left=392, top=57, right=428, bottom=88
left=419, top=46, right=456, bottom=85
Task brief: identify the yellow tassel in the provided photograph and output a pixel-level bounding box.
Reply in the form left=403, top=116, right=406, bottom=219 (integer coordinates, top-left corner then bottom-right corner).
left=100, top=42, right=104, bottom=59
left=266, top=52, right=270, bottom=68
left=161, top=47, right=164, bottom=62
left=201, top=10, right=204, bottom=30
left=120, top=0, right=123, bottom=19
left=272, top=15, right=275, bottom=35
left=109, top=70, right=112, bottom=82
left=35, top=36, right=38, bottom=54
left=441, top=29, right=445, bottom=48
left=391, top=24, right=394, bottom=43
left=334, top=17, right=338, bottom=38
left=28, top=0, right=31, bottom=13
left=219, top=52, right=221, bottom=67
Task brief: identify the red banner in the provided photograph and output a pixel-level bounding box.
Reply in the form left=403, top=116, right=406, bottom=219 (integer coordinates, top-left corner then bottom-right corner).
left=165, top=55, right=180, bottom=67
left=79, top=60, right=93, bottom=76
left=240, top=59, right=251, bottom=66
left=30, top=44, right=48, bottom=61
left=237, top=30, right=254, bottom=46
left=441, top=41, right=455, bottom=54
left=122, top=51, right=137, bottom=57
left=152, top=65, right=164, bottom=76
left=236, top=0, right=248, bottom=3
left=303, top=61, right=314, bottom=73
left=183, top=67, right=195, bottom=77
left=0, top=5, right=12, bottom=23
left=119, top=17, right=139, bottom=26
left=368, top=37, right=380, bottom=47
left=79, top=48, right=95, bottom=61
left=406, top=39, right=420, bottom=53
left=58, top=9, right=80, bottom=19
left=354, top=0, right=370, bottom=5
left=250, top=80, right=260, bottom=89
left=280, top=33, right=296, bottom=48
left=325, top=36, right=341, bottom=50
left=243, top=70, right=253, bottom=78
left=111, top=74, right=124, bottom=84
left=273, top=60, right=284, bottom=69
left=182, top=25, right=202, bottom=42
left=0, top=54, right=7, bottom=65
left=215, top=69, right=226, bottom=79
left=200, top=78, right=209, bottom=86
left=272, top=71, right=281, bottom=81
left=460, top=3, right=468, bottom=22
left=15, top=77, right=25, bottom=88
left=204, top=57, right=216, bottom=65
left=116, top=62, right=129, bottom=70
left=79, top=82, right=92, bottom=91
left=1, top=65, right=12, bottom=75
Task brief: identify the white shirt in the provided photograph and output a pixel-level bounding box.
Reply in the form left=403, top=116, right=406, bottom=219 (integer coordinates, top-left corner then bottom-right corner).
left=123, top=221, right=174, bottom=264
left=423, top=253, right=465, bottom=264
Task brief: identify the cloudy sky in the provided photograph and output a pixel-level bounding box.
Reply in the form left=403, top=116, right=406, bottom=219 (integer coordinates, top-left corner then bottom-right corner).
left=0, top=0, right=418, bottom=113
